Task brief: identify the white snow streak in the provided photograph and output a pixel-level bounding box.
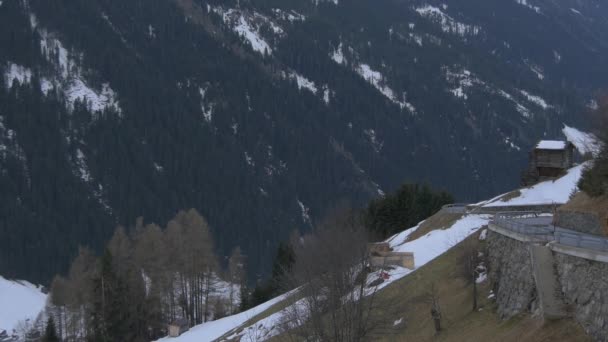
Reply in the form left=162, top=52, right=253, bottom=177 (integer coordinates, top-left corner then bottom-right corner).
left=356, top=64, right=415, bottom=112
left=415, top=5, right=481, bottom=37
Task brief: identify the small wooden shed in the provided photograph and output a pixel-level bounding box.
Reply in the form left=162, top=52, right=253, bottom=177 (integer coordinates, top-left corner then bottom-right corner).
left=522, top=140, right=575, bottom=185
left=168, top=319, right=189, bottom=338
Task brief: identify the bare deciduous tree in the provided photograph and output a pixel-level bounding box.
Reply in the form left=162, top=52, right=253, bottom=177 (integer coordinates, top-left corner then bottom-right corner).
left=280, top=204, right=390, bottom=342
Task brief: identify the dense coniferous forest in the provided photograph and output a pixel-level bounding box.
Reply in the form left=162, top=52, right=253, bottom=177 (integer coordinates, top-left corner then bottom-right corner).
left=0, top=0, right=606, bottom=285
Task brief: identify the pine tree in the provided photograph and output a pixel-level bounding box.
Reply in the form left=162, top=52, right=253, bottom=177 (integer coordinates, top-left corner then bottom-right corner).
left=43, top=317, right=60, bottom=342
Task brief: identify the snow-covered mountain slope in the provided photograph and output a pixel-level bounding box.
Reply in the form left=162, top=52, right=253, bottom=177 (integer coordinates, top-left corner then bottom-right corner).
left=0, top=276, right=46, bottom=334
left=166, top=161, right=589, bottom=341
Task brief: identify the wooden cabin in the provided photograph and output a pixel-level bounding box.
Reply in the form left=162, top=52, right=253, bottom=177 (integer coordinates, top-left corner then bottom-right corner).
left=168, top=319, right=189, bottom=338
left=522, top=140, right=574, bottom=186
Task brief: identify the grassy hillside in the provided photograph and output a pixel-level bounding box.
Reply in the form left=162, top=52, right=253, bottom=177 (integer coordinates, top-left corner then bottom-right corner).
left=368, top=233, right=589, bottom=342
left=228, top=228, right=590, bottom=342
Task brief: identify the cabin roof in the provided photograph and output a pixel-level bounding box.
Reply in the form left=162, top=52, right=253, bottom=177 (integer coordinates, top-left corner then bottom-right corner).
left=536, top=140, right=568, bottom=150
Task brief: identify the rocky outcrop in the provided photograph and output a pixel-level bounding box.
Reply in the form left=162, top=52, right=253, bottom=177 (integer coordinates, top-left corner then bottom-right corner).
left=487, top=231, right=537, bottom=318
left=555, top=253, right=608, bottom=341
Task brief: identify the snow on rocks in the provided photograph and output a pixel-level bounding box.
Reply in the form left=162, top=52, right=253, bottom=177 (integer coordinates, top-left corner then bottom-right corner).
left=562, top=125, right=601, bottom=156
left=0, top=276, right=46, bottom=334
left=414, top=5, right=481, bottom=37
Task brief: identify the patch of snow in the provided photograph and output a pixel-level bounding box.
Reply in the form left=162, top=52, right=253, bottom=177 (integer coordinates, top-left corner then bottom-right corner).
left=570, top=8, right=582, bottom=15
left=528, top=64, right=544, bottom=80
left=409, top=32, right=423, bottom=46
left=4, top=63, right=32, bottom=88
left=199, top=87, right=213, bottom=123
left=515, top=0, right=541, bottom=14
left=553, top=51, right=562, bottom=63
left=0, top=275, right=46, bottom=334
left=244, top=152, right=254, bottom=167
left=391, top=215, right=491, bottom=267
left=562, top=125, right=601, bottom=156
left=476, top=271, right=487, bottom=284
left=297, top=199, right=312, bottom=225
left=587, top=99, right=598, bottom=111
left=479, top=229, right=488, bottom=241
left=231, top=121, right=238, bottom=135
left=331, top=42, right=346, bottom=65
left=393, top=317, right=403, bottom=326
left=313, top=0, right=339, bottom=5
left=504, top=136, right=521, bottom=151
left=364, top=128, right=383, bottom=153
left=372, top=181, right=385, bottom=197
left=40, top=78, right=55, bottom=95
left=498, top=90, right=531, bottom=118
left=65, top=80, right=121, bottom=114
left=212, top=8, right=279, bottom=55
left=414, top=5, right=481, bottom=37
left=153, top=162, right=164, bottom=172
left=519, top=90, right=550, bottom=109
left=356, top=64, right=415, bottom=112
left=235, top=16, right=272, bottom=54
left=155, top=289, right=299, bottom=342
left=444, top=68, right=486, bottom=100
left=74, top=148, right=92, bottom=183
left=30, top=18, right=123, bottom=115
left=287, top=72, right=317, bottom=94
left=272, top=8, right=306, bottom=22
left=484, top=163, right=587, bottom=207
left=323, top=86, right=331, bottom=104
left=148, top=24, right=156, bottom=39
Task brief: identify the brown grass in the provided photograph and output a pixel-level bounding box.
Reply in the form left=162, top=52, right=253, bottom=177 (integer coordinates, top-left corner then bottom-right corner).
left=269, top=232, right=589, bottom=342
left=405, top=211, right=462, bottom=242
left=559, top=192, right=608, bottom=235
left=499, top=190, right=523, bottom=202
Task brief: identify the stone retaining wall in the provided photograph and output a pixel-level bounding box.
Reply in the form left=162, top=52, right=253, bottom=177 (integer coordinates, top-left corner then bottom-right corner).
left=554, top=253, right=608, bottom=341
left=555, top=210, right=605, bottom=236
left=488, top=230, right=608, bottom=341
left=487, top=231, right=537, bottom=319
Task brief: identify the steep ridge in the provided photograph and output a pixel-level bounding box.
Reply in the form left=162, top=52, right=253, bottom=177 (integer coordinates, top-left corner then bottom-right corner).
left=1, top=0, right=606, bottom=283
